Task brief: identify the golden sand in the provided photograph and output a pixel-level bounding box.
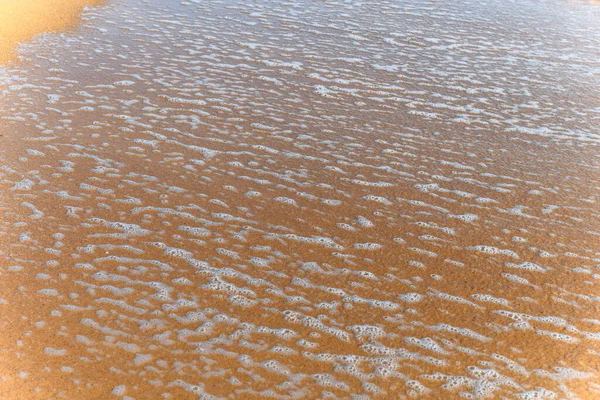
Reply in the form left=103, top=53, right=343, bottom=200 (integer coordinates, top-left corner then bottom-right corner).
left=0, top=0, right=599, bottom=398
left=0, top=0, right=102, bottom=63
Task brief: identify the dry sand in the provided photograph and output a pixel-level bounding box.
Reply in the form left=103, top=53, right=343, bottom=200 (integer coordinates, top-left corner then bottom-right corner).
left=0, top=0, right=102, bottom=63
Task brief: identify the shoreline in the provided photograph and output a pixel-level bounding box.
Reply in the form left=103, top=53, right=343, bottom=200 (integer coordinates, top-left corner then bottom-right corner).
left=0, top=0, right=599, bottom=398
left=0, top=0, right=102, bottom=63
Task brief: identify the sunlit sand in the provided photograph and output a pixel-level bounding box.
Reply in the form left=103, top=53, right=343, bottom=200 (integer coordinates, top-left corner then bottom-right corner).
left=0, top=0, right=101, bottom=63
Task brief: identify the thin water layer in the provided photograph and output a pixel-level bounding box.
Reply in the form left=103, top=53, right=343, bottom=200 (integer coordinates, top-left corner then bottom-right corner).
left=1, top=0, right=600, bottom=398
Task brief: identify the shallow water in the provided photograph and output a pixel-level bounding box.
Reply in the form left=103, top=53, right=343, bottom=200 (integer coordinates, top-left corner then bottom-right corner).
left=1, top=0, right=600, bottom=398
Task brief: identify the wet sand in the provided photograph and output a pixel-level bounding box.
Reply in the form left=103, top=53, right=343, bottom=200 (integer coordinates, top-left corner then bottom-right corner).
left=1, top=0, right=600, bottom=398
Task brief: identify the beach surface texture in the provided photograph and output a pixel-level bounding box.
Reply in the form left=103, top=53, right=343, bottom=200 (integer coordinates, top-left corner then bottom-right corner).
left=0, top=0, right=101, bottom=62
left=0, top=0, right=599, bottom=398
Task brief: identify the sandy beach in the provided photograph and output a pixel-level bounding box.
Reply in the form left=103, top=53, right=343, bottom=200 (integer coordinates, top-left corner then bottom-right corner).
left=0, top=0, right=101, bottom=63
left=1, top=0, right=599, bottom=398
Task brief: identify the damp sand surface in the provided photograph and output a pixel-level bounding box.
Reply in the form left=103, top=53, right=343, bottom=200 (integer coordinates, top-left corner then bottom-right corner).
left=1, top=0, right=600, bottom=398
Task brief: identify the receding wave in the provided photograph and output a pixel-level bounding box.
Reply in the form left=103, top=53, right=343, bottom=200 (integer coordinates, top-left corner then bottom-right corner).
left=0, top=0, right=599, bottom=398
